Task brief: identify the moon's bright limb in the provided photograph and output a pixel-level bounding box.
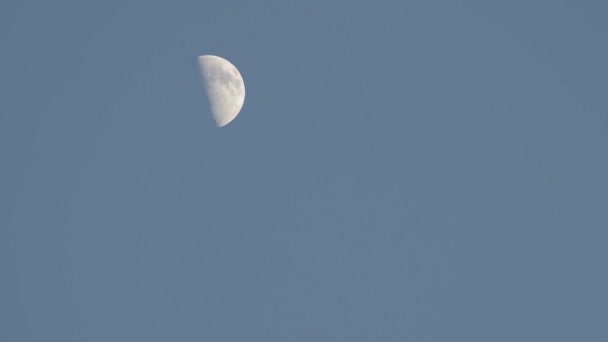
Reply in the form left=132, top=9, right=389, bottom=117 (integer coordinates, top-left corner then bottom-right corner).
left=198, top=55, right=245, bottom=127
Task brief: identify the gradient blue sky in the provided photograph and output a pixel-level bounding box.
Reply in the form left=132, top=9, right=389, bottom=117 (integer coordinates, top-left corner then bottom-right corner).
left=2, top=0, right=607, bottom=341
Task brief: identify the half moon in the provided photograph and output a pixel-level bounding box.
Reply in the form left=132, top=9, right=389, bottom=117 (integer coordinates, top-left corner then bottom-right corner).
left=197, top=55, right=246, bottom=127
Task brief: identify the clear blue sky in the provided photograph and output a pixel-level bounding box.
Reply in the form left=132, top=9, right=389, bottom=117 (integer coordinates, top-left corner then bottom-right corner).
left=2, top=0, right=607, bottom=340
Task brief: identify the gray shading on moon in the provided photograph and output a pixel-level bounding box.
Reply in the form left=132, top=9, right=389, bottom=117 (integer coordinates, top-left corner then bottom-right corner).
left=198, top=55, right=246, bottom=127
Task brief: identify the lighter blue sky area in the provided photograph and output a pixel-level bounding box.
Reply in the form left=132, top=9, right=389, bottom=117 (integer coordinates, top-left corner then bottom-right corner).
left=2, top=0, right=607, bottom=341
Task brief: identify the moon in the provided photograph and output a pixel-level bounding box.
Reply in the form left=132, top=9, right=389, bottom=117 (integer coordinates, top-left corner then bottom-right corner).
left=197, top=55, right=246, bottom=127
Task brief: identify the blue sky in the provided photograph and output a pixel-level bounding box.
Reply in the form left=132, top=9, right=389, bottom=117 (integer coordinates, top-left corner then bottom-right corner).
left=2, top=0, right=607, bottom=341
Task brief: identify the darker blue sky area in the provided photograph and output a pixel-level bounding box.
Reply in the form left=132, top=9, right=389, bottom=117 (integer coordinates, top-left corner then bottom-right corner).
left=2, top=0, right=607, bottom=341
